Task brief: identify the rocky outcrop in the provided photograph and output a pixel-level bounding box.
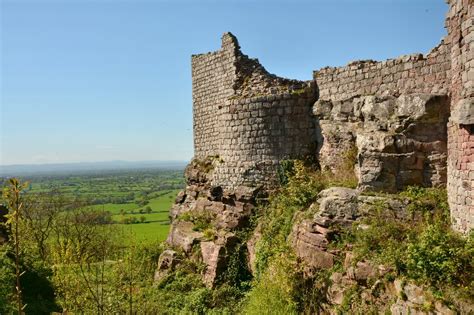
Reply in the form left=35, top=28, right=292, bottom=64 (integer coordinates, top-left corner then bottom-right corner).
left=200, top=232, right=239, bottom=286
left=291, top=187, right=406, bottom=271
left=289, top=187, right=470, bottom=314
left=157, top=159, right=263, bottom=287
left=326, top=265, right=457, bottom=314
left=314, top=94, right=450, bottom=192
left=154, top=249, right=178, bottom=282
left=166, top=221, right=203, bottom=254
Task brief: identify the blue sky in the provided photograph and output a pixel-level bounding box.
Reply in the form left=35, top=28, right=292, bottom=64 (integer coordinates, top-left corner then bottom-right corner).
left=1, top=0, right=448, bottom=165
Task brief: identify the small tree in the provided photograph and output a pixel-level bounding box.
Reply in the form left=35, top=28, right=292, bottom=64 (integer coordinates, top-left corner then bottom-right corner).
left=22, top=189, right=64, bottom=262
left=139, top=216, right=146, bottom=223
left=145, top=206, right=152, bottom=214
left=3, top=178, right=29, bottom=314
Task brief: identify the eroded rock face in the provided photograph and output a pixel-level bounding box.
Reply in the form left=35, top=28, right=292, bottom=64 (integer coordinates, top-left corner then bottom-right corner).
left=154, top=250, right=178, bottom=282
left=157, top=160, right=263, bottom=287
left=291, top=187, right=406, bottom=272
left=166, top=221, right=203, bottom=254
left=200, top=232, right=239, bottom=286
left=314, top=94, right=450, bottom=192
left=290, top=187, right=466, bottom=314
left=291, top=220, right=335, bottom=270
left=201, top=241, right=226, bottom=286
left=246, top=224, right=262, bottom=275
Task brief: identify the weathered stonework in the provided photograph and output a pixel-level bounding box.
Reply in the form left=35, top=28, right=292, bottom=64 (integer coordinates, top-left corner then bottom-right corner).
left=188, top=1, right=473, bottom=233
left=314, top=94, right=449, bottom=192
left=444, top=0, right=474, bottom=234
left=192, top=33, right=318, bottom=188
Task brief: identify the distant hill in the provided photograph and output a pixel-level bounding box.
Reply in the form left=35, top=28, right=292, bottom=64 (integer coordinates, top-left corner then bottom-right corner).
left=0, top=160, right=188, bottom=176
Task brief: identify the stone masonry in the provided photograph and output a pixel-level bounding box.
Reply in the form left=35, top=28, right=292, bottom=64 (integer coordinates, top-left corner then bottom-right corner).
left=445, top=0, right=474, bottom=233
left=190, top=2, right=472, bottom=232
left=192, top=33, right=318, bottom=188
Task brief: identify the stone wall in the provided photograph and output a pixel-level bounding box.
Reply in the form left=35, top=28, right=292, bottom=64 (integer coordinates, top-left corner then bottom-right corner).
left=310, top=1, right=473, bottom=233
left=190, top=1, right=473, bottom=233
left=192, top=33, right=239, bottom=159
left=314, top=94, right=450, bottom=192
left=445, top=0, right=474, bottom=233
left=212, top=91, right=317, bottom=188
left=192, top=34, right=318, bottom=189
left=314, top=43, right=451, bottom=102
left=312, top=35, right=452, bottom=194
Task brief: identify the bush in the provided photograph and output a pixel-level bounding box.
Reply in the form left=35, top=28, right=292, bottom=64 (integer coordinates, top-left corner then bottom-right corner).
left=277, top=159, right=295, bottom=186
left=349, top=187, right=473, bottom=299
left=0, top=246, right=15, bottom=314
left=400, top=186, right=450, bottom=224
left=244, top=255, right=299, bottom=315
left=179, top=210, right=215, bottom=232
left=351, top=214, right=413, bottom=272
left=406, top=224, right=473, bottom=287
left=154, top=260, right=240, bottom=314
left=255, top=161, right=325, bottom=277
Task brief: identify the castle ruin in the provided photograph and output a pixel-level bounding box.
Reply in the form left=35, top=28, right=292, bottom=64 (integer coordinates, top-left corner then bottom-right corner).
left=190, top=0, right=473, bottom=234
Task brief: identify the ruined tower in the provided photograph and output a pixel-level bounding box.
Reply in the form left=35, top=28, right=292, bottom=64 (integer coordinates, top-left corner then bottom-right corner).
left=192, top=33, right=318, bottom=188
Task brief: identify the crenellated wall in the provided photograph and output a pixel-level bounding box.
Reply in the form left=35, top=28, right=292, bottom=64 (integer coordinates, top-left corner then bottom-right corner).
left=190, top=1, right=473, bottom=233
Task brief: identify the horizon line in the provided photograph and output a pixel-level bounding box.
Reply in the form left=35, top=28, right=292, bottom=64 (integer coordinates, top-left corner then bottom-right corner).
left=0, top=159, right=190, bottom=167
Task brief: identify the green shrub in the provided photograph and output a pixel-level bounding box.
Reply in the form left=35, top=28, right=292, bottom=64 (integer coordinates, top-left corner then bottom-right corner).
left=321, top=143, right=358, bottom=189
left=0, top=246, right=15, bottom=314
left=246, top=161, right=332, bottom=312
left=400, top=186, right=450, bottom=224
left=255, top=161, right=326, bottom=276
left=218, top=243, right=252, bottom=290
left=154, top=260, right=244, bottom=314
left=406, top=224, right=473, bottom=287
left=179, top=210, right=215, bottom=232
left=348, top=187, right=473, bottom=300
left=243, top=255, right=299, bottom=315
left=351, top=214, right=415, bottom=270
left=277, top=159, right=295, bottom=186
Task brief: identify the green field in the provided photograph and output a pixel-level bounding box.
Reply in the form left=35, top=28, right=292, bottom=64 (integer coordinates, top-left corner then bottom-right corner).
left=15, top=169, right=184, bottom=244
left=108, top=190, right=178, bottom=244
